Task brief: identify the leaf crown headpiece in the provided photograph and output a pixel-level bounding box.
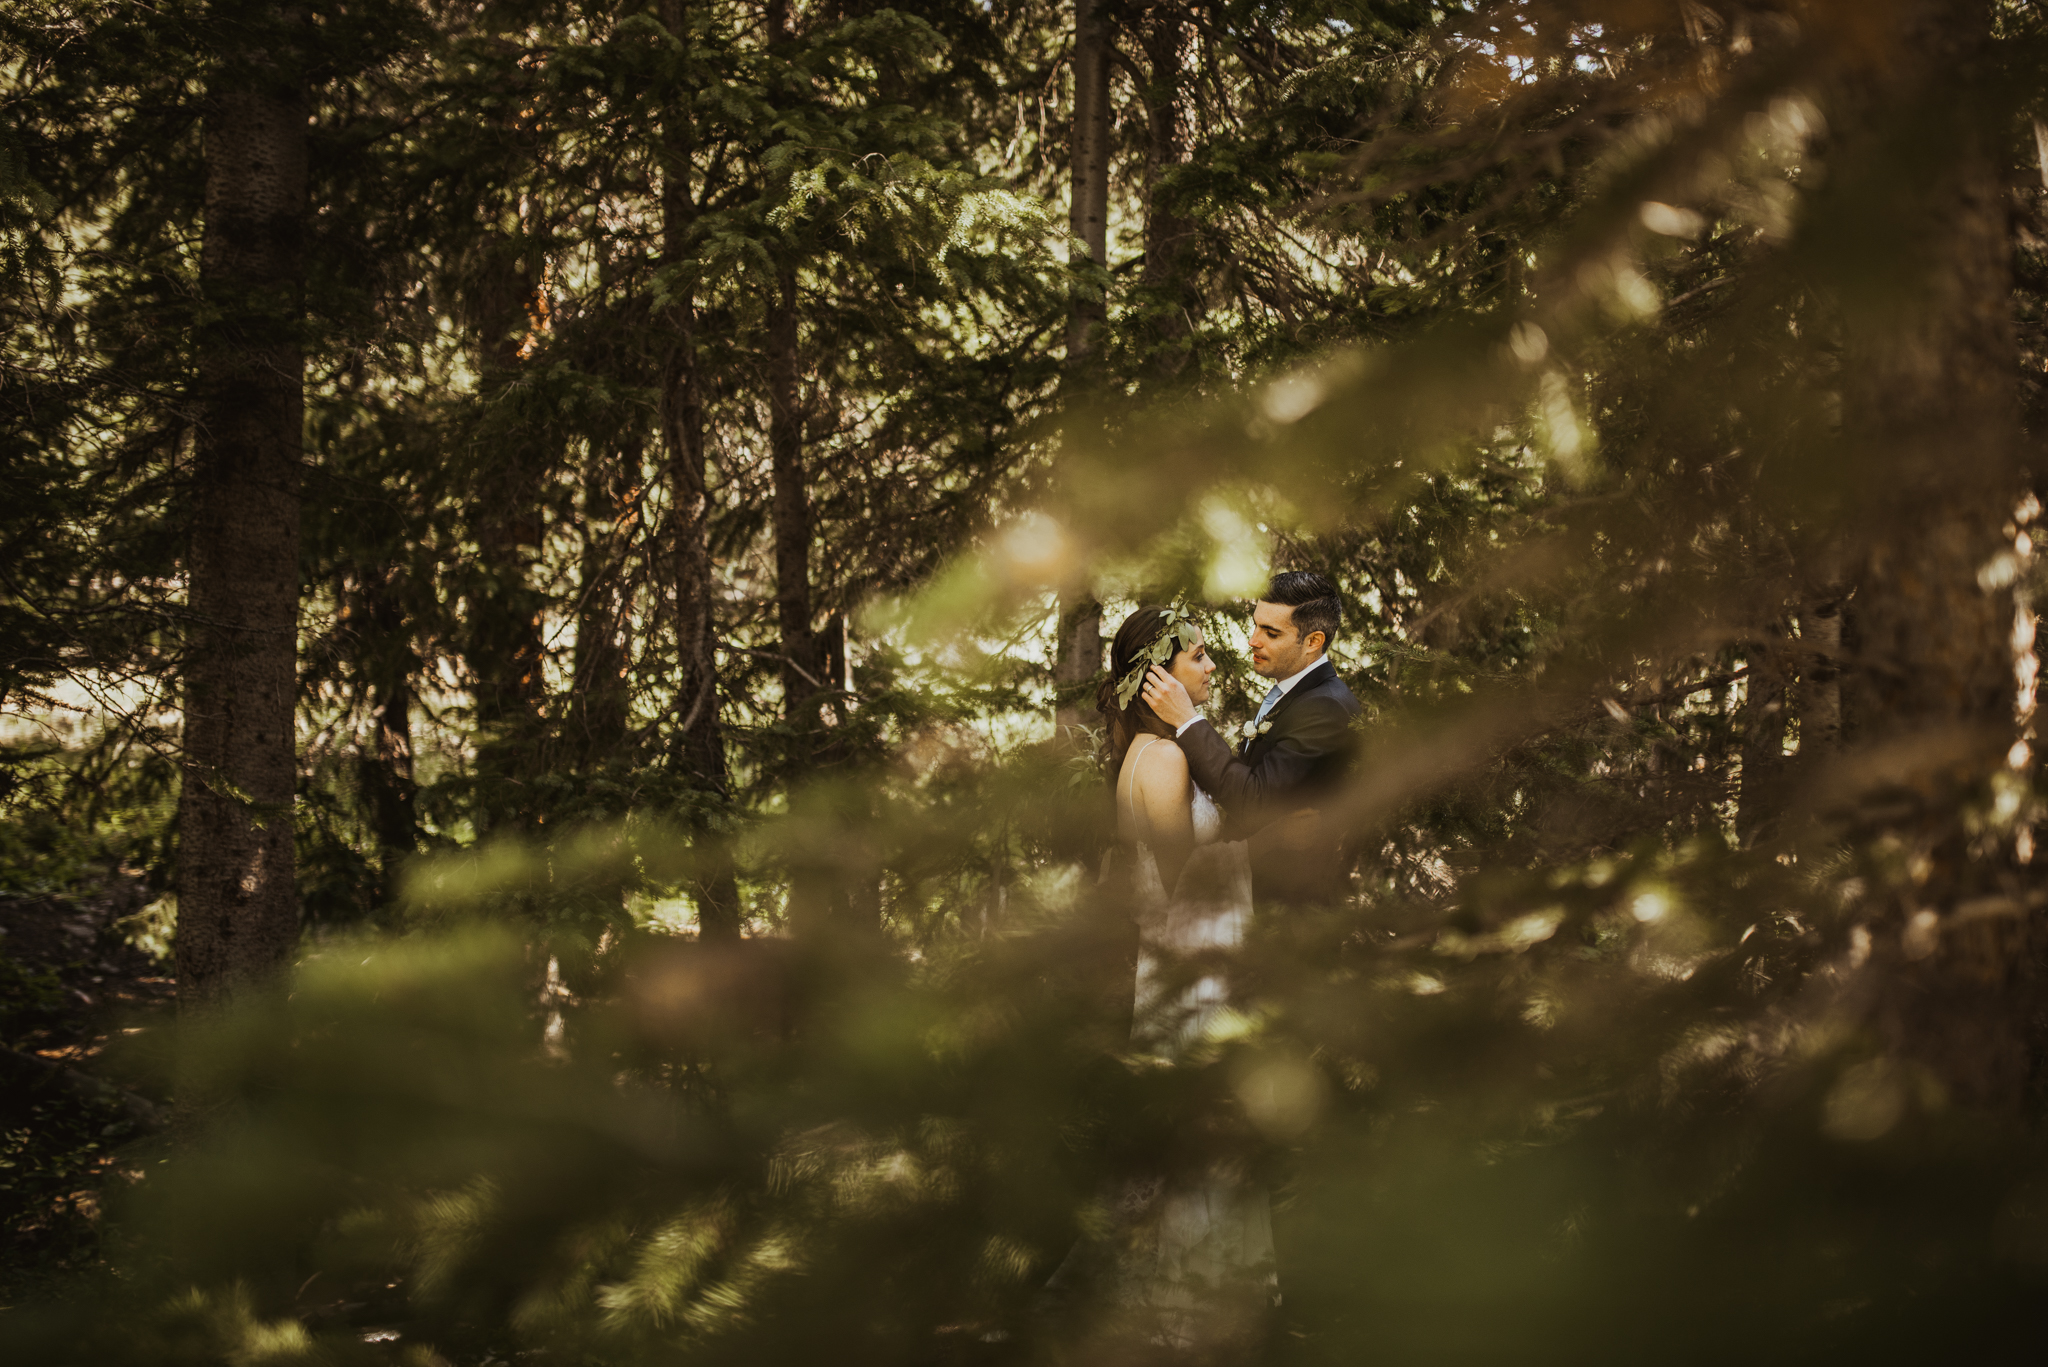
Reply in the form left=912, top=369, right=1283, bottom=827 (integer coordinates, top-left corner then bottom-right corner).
left=1114, top=606, right=1201, bottom=710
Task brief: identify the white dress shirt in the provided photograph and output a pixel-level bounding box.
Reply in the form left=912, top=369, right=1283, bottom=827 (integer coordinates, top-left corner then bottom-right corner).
left=1175, top=656, right=1325, bottom=737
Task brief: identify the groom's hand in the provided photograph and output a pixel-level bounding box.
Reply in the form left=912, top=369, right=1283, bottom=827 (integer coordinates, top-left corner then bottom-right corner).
left=1140, top=666, right=1197, bottom=729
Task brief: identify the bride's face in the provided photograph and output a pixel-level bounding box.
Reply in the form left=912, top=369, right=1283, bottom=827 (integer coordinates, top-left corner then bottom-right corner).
left=1170, top=631, right=1217, bottom=704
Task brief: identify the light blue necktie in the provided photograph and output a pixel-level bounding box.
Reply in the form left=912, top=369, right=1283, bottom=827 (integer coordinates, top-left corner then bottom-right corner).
left=1253, top=683, right=1284, bottom=728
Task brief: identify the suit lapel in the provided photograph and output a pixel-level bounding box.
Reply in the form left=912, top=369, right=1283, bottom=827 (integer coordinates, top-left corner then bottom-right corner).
left=1241, top=660, right=1335, bottom=760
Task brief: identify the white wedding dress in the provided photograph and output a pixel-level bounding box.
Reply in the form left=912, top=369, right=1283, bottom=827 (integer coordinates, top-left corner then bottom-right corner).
left=1104, top=736, right=1278, bottom=1345
left=1120, top=736, right=1251, bottom=1053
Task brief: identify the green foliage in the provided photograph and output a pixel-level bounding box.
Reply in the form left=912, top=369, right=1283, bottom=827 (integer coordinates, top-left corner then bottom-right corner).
left=10, top=0, right=2048, bottom=1361
left=0, top=951, right=66, bottom=1043
left=0, top=1093, right=145, bottom=1302
left=1112, top=607, right=1203, bottom=708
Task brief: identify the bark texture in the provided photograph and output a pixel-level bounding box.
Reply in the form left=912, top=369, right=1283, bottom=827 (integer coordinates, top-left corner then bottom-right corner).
left=660, top=189, right=723, bottom=787
left=358, top=567, right=418, bottom=899
left=1828, top=0, right=2037, bottom=1106
left=658, top=6, right=742, bottom=939
left=1066, top=0, right=1112, bottom=363
left=767, top=265, right=822, bottom=721
left=1736, top=629, right=1788, bottom=849
left=1796, top=591, right=1843, bottom=756
left=177, top=38, right=308, bottom=1009
left=1053, top=597, right=1104, bottom=737
left=462, top=70, right=549, bottom=789
left=1136, top=0, right=1197, bottom=381
left=1054, top=0, right=1113, bottom=738
left=466, top=255, right=548, bottom=751
left=570, top=452, right=633, bottom=766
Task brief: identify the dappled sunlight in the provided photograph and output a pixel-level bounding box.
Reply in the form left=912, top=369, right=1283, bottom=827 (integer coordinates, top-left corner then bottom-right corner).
left=8, top=0, right=2048, bottom=1362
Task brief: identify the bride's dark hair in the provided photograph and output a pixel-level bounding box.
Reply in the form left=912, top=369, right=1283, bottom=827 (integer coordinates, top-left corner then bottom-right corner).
left=1096, top=605, right=1191, bottom=775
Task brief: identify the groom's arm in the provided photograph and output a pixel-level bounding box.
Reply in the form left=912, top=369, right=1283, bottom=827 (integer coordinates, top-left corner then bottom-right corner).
left=1175, top=697, right=1353, bottom=821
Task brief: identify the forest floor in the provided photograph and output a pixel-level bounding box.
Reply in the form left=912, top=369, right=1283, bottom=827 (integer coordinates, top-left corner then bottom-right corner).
left=0, top=873, right=173, bottom=1303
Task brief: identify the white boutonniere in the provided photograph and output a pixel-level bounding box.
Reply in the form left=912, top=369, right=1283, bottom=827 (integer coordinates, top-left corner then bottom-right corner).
left=1240, top=719, right=1274, bottom=739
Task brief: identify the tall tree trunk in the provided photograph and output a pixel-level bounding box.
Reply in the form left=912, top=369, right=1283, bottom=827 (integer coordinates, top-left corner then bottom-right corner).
left=1136, top=0, right=1197, bottom=382
left=466, top=256, right=548, bottom=755
left=759, top=0, right=856, bottom=938
left=463, top=97, right=550, bottom=822
left=821, top=611, right=851, bottom=699
left=767, top=265, right=820, bottom=721
left=1838, top=4, right=2017, bottom=738
left=662, top=291, right=725, bottom=793
left=1829, top=0, right=2035, bottom=1106
left=659, top=0, right=742, bottom=939
left=469, top=525, right=545, bottom=731
left=1054, top=0, right=1113, bottom=740
left=1067, top=0, right=1111, bottom=366
left=1053, top=598, right=1103, bottom=738
left=177, top=25, right=308, bottom=1011
left=1797, top=571, right=1843, bottom=757
left=767, top=295, right=858, bottom=934
left=660, top=238, right=723, bottom=789
left=358, top=567, right=418, bottom=903
left=570, top=451, right=632, bottom=766
left=1736, top=629, right=1788, bottom=849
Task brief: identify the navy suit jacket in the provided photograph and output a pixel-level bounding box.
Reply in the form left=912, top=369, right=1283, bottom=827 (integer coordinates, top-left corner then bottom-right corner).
left=1177, top=659, right=1361, bottom=894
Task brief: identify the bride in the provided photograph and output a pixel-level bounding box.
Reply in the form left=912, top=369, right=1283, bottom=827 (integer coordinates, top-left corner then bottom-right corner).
left=1080, top=604, right=1278, bottom=1347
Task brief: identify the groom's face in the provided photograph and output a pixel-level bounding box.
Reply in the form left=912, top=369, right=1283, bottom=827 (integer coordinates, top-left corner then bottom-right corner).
left=1248, top=600, right=1324, bottom=679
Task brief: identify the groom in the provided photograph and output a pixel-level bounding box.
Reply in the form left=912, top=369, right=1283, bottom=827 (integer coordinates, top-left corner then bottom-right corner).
left=1141, top=570, right=1361, bottom=901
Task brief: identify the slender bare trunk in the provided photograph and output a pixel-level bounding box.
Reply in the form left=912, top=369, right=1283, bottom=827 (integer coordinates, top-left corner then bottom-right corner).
left=821, top=611, right=851, bottom=698
left=177, top=25, right=308, bottom=1011
left=1053, top=599, right=1103, bottom=737
left=463, top=96, right=549, bottom=806
left=660, top=0, right=741, bottom=939
left=758, top=0, right=856, bottom=939
left=1067, top=0, right=1111, bottom=364
left=768, top=265, right=820, bottom=721
left=1828, top=0, right=2034, bottom=1105
left=662, top=292, right=723, bottom=788
left=1736, top=630, right=1788, bottom=848
left=463, top=260, right=548, bottom=839
left=471, top=541, right=544, bottom=716
left=1136, top=0, right=1196, bottom=381
left=1796, top=588, right=1842, bottom=755
left=1055, top=0, right=1113, bottom=739
left=570, top=452, right=632, bottom=765
left=1838, top=53, right=2015, bottom=745
left=359, top=568, right=418, bottom=901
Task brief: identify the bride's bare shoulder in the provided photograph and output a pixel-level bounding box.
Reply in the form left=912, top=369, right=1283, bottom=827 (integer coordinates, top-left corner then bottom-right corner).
left=1126, top=736, right=1190, bottom=793
left=1119, top=738, right=1192, bottom=840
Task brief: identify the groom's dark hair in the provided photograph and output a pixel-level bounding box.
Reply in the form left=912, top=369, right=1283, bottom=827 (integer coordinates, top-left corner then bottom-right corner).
left=1267, top=570, right=1340, bottom=652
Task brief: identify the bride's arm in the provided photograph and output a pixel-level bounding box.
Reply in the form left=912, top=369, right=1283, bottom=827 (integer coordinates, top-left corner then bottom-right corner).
left=1134, top=741, right=1197, bottom=893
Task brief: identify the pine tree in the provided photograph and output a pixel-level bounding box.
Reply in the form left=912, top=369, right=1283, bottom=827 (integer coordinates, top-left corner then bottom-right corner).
left=1052, top=0, right=1112, bottom=739
left=175, top=3, right=312, bottom=1007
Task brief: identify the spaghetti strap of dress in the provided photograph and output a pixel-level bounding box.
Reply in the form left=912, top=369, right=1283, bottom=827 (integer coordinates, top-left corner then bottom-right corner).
left=1118, top=735, right=1163, bottom=840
